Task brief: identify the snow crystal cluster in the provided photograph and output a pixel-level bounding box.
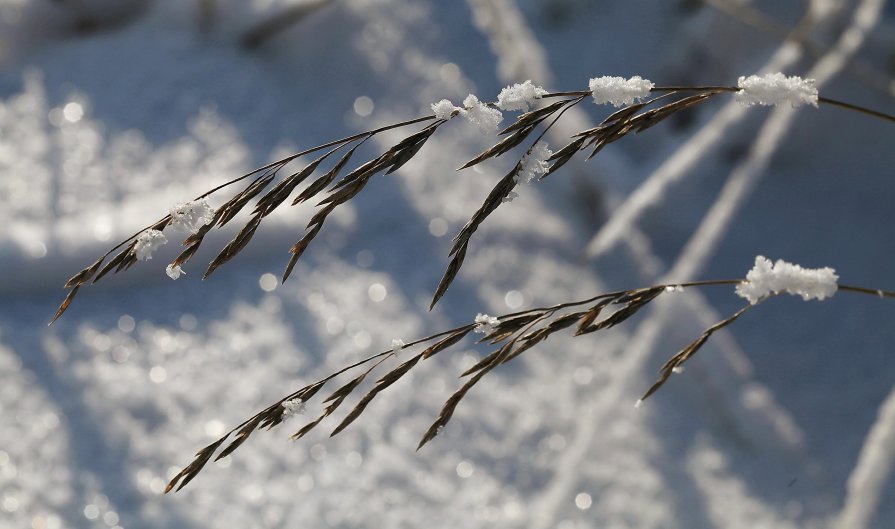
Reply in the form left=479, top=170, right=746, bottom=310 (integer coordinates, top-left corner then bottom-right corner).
left=735, top=256, right=838, bottom=304
left=734, top=73, right=818, bottom=108
left=474, top=313, right=500, bottom=334
left=166, top=264, right=185, bottom=280
left=462, top=94, right=503, bottom=134
left=431, top=99, right=461, bottom=120
left=431, top=94, right=503, bottom=134
left=281, top=398, right=306, bottom=420
left=518, top=141, right=553, bottom=184
left=589, top=75, right=654, bottom=107
left=504, top=141, right=553, bottom=203
left=134, top=229, right=167, bottom=261
left=169, top=198, right=216, bottom=234
left=390, top=338, right=406, bottom=354
left=496, top=80, right=548, bottom=112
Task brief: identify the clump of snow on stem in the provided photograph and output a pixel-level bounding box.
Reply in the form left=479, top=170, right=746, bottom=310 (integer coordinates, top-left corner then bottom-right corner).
left=462, top=94, right=503, bottom=134
left=517, top=141, right=553, bottom=184
left=390, top=338, right=406, bottom=354
left=165, top=264, right=185, bottom=280
left=497, top=80, right=548, bottom=112
left=169, top=198, right=216, bottom=234
left=134, top=229, right=167, bottom=261
left=474, top=313, right=500, bottom=334
left=431, top=99, right=461, bottom=120
left=281, top=398, right=306, bottom=420
left=503, top=141, right=553, bottom=203
left=430, top=95, right=503, bottom=133
left=736, top=256, right=838, bottom=304
left=735, top=73, right=818, bottom=108
left=588, top=75, right=654, bottom=107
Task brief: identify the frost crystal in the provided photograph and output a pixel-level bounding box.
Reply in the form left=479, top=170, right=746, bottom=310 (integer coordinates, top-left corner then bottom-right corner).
left=588, top=75, right=654, bottom=107
left=281, top=398, right=306, bottom=420
left=134, top=229, right=167, bottom=261
left=169, top=198, right=216, bottom=234
left=517, top=141, right=553, bottom=185
left=391, top=338, right=406, bottom=354
left=474, top=313, right=500, bottom=334
left=165, top=264, right=185, bottom=280
left=497, top=80, right=548, bottom=112
left=734, top=73, right=818, bottom=108
left=431, top=99, right=461, bottom=120
left=735, top=256, right=838, bottom=304
left=462, top=94, right=503, bottom=134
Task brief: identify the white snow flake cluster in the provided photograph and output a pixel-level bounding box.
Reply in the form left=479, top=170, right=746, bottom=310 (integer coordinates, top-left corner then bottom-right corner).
left=281, top=398, right=306, bottom=420
left=134, top=229, right=167, bottom=261
left=391, top=338, right=406, bottom=354
left=431, top=99, right=461, bottom=120
left=496, top=80, right=548, bottom=112
left=474, top=313, right=500, bottom=334
left=503, top=141, right=553, bottom=203
left=462, top=94, right=503, bottom=134
left=736, top=256, right=838, bottom=304
left=169, top=198, right=216, bottom=234
left=165, top=264, right=185, bottom=280
left=430, top=94, right=503, bottom=133
left=517, top=141, right=553, bottom=184
left=588, top=75, right=654, bottom=107
left=734, top=73, right=818, bottom=108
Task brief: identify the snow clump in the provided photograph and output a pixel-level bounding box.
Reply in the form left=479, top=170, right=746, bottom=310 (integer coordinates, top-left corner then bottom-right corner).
left=391, top=338, right=406, bottom=354
left=517, top=141, right=553, bottom=184
left=503, top=141, right=553, bottom=203
left=281, top=398, right=306, bottom=420
left=134, top=229, right=167, bottom=261
left=474, top=313, right=500, bottom=334
left=462, top=94, right=503, bottom=134
left=169, top=198, right=216, bottom=234
left=431, top=95, right=503, bottom=133
left=736, top=256, right=838, bottom=304
left=165, top=264, right=185, bottom=280
left=431, top=99, right=461, bottom=120
left=588, top=75, right=654, bottom=107
left=735, top=73, right=818, bottom=108
left=497, top=80, right=548, bottom=112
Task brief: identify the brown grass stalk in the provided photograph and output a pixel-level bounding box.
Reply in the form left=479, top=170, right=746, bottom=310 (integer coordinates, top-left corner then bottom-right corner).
left=54, top=85, right=894, bottom=323
left=164, top=280, right=895, bottom=492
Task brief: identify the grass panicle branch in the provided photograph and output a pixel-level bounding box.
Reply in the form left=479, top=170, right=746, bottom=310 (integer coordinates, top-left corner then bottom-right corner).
left=164, top=279, right=895, bottom=492
left=55, top=82, right=894, bottom=322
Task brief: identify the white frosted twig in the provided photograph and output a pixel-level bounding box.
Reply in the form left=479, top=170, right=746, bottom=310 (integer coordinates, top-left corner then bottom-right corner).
left=735, top=256, right=838, bottom=304
left=835, top=384, right=895, bottom=529
left=588, top=75, right=654, bottom=107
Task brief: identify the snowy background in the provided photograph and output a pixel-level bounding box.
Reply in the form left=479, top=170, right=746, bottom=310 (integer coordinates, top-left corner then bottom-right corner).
left=1, top=0, right=894, bottom=528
